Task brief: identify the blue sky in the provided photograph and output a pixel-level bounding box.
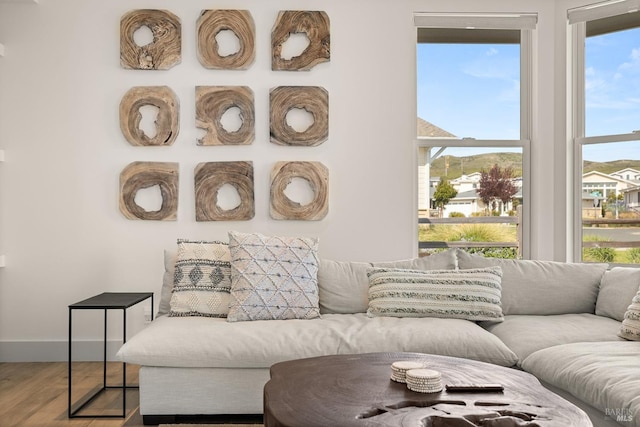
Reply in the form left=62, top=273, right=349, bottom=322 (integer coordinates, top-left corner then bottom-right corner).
left=417, top=27, right=640, bottom=162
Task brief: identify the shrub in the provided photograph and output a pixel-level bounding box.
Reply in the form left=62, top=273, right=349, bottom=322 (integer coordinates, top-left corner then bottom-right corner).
left=449, top=212, right=465, bottom=218
left=620, top=211, right=640, bottom=219
left=465, top=247, right=518, bottom=259
left=582, top=235, right=615, bottom=263
left=626, top=248, right=640, bottom=264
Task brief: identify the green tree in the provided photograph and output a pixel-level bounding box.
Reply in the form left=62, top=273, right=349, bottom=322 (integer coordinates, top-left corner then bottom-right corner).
left=433, top=178, right=458, bottom=217
left=477, top=164, right=518, bottom=213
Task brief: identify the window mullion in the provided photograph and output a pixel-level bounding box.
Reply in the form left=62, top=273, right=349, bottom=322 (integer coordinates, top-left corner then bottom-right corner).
left=572, top=22, right=586, bottom=263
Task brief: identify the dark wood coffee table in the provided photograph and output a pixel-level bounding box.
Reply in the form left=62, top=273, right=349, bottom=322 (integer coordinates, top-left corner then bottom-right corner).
left=263, top=352, right=592, bottom=427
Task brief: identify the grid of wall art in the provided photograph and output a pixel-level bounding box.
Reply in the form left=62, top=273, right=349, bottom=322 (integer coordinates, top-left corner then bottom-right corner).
left=117, top=9, right=330, bottom=222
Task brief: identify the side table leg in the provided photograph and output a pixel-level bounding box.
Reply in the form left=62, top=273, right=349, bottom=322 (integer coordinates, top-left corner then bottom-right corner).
left=68, top=307, right=72, bottom=418
left=123, top=308, right=127, bottom=417
left=103, top=309, right=107, bottom=389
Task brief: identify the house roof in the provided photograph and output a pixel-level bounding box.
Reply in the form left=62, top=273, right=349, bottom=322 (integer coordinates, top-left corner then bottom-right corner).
left=612, top=168, right=640, bottom=175
left=417, top=118, right=456, bottom=138
left=430, top=188, right=523, bottom=200
left=582, top=170, right=636, bottom=185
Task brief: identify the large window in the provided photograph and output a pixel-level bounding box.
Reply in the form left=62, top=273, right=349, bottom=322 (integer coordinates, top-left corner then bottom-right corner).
left=570, top=1, right=640, bottom=265
left=415, top=13, right=535, bottom=259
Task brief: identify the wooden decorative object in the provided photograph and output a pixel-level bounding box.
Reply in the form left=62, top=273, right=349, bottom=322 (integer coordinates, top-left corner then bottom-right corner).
left=270, top=86, right=328, bottom=146
left=119, top=162, right=179, bottom=221
left=119, top=86, right=179, bottom=147
left=120, top=9, right=181, bottom=70
left=197, top=10, right=255, bottom=70
left=270, top=161, right=328, bottom=221
left=196, top=86, right=255, bottom=146
left=272, top=10, right=330, bottom=71
left=194, top=162, right=254, bottom=221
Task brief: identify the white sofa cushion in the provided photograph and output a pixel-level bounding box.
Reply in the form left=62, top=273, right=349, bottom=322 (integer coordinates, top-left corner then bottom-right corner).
left=481, top=314, right=623, bottom=362
left=522, top=341, right=640, bottom=427
left=317, top=250, right=458, bottom=315
left=596, top=267, right=640, bottom=322
left=158, top=250, right=177, bottom=317
left=169, top=240, right=231, bottom=318
left=116, top=313, right=518, bottom=369
left=317, top=259, right=372, bottom=314
left=456, top=250, right=607, bottom=315
left=227, top=231, right=320, bottom=322
left=366, top=267, right=504, bottom=321
left=371, top=249, right=458, bottom=270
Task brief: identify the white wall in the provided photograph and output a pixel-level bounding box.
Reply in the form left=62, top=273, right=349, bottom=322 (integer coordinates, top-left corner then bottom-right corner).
left=0, top=0, right=573, bottom=361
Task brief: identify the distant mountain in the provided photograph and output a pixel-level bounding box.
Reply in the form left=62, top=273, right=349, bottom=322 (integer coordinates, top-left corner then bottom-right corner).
left=430, top=153, right=523, bottom=179
left=430, top=152, right=640, bottom=180
left=583, top=160, right=640, bottom=176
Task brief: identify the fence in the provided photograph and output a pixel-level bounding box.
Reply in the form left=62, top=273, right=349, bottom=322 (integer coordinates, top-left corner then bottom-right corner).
left=582, top=218, right=640, bottom=248
left=418, top=206, right=522, bottom=257
left=418, top=208, right=640, bottom=258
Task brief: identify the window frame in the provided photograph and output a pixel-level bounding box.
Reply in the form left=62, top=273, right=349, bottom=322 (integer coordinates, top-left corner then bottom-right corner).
left=569, top=1, right=640, bottom=262
left=414, top=12, right=535, bottom=259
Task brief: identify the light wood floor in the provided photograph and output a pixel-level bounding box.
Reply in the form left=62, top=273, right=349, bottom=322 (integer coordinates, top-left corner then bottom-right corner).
left=0, top=362, right=147, bottom=427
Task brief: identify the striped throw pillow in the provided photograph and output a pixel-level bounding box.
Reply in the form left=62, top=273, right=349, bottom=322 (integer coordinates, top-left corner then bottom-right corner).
left=366, top=266, right=504, bottom=321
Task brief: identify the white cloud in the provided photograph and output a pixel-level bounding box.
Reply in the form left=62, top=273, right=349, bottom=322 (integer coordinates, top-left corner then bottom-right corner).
left=486, top=47, right=498, bottom=56
left=618, top=47, right=640, bottom=73
left=463, top=57, right=518, bottom=80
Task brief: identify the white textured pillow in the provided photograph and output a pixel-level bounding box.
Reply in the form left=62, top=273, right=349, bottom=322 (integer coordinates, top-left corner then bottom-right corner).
left=619, top=289, right=640, bottom=341
left=168, top=240, right=231, bottom=318
left=366, top=266, right=504, bottom=321
left=227, top=231, right=320, bottom=322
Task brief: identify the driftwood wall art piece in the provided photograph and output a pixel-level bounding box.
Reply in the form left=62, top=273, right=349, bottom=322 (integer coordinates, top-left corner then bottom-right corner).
left=272, top=11, right=330, bottom=71
left=120, top=86, right=179, bottom=147
left=270, top=86, right=328, bottom=146
left=196, top=86, right=255, bottom=146
left=270, top=161, right=328, bottom=221
left=120, top=9, right=181, bottom=70
left=195, top=161, right=255, bottom=221
left=119, top=162, right=179, bottom=221
left=197, top=10, right=255, bottom=70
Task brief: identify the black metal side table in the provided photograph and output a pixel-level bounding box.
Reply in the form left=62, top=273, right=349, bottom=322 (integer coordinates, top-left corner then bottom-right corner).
left=68, top=292, right=153, bottom=418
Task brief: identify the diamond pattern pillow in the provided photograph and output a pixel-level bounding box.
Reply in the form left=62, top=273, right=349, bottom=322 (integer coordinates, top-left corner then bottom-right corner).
left=227, top=231, right=320, bottom=322
left=366, top=266, right=504, bottom=321
left=619, top=288, right=640, bottom=341
left=169, top=240, right=231, bottom=318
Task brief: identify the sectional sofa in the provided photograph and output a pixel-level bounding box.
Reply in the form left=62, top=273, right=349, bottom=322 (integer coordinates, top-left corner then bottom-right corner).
left=116, top=233, right=640, bottom=426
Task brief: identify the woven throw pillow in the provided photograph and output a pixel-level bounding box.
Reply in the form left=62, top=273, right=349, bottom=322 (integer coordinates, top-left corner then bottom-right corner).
left=366, top=266, right=504, bottom=321
left=619, top=289, right=640, bottom=341
left=227, top=231, right=320, bottom=322
left=168, top=240, right=231, bottom=318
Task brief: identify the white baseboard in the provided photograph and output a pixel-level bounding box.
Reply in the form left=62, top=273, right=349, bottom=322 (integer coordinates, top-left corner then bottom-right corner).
left=0, top=340, right=123, bottom=362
